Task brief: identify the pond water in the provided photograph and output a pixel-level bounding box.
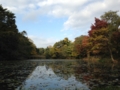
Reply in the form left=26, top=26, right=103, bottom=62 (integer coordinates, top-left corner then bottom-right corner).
left=0, top=59, right=120, bottom=90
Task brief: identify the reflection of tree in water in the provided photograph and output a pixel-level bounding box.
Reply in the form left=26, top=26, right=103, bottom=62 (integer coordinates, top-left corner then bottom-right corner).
left=1, top=60, right=120, bottom=89
left=74, top=61, right=120, bottom=89
left=16, top=60, right=89, bottom=90
left=43, top=61, right=77, bottom=79
left=43, top=60, right=91, bottom=87
left=0, top=61, right=38, bottom=90
left=31, top=60, right=120, bottom=89
left=49, top=61, right=76, bottom=80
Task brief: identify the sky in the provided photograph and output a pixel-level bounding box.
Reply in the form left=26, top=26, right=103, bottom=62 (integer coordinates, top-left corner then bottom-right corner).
left=0, top=0, right=120, bottom=48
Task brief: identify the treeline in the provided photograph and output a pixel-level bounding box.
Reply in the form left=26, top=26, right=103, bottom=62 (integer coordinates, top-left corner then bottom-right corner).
left=39, top=11, right=120, bottom=62
left=0, top=5, right=38, bottom=60
left=0, top=5, right=120, bottom=61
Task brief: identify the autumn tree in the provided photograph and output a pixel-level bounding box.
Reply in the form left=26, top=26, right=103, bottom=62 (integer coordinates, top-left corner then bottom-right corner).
left=74, top=35, right=89, bottom=58
left=88, top=18, right=108, bottom=56
left=88, top=11, right=120, bottom=62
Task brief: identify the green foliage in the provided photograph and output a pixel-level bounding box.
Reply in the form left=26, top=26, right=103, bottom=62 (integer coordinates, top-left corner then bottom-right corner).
left=51, top=37, right=72, bottom=59
left=44, top=46, right=53, bottom=59
left=17, top=33, right=37, bottom=59
left=0, top=5, right=19, bottom=60
left=38, top=48, right=45, bottom=55
left=101, top=11, right=120, bottom=41
left=101, top=11, right=120, bottom=60
left=43, top=38, right=73, bottom=59
left=101, top=11, right=120, bottom=25
left=0, top=5, right=37, bottom=60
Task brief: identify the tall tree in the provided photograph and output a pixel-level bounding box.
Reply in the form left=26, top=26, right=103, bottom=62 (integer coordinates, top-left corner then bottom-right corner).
left=101, top=11, right=120, bottom=62
left=88, top=11, right=120, bottom=62
left=0, top=5, right=19, bottom=60
left=0, top=5, right=38, bottom=60
left=88, top=18, right=108, bottom=55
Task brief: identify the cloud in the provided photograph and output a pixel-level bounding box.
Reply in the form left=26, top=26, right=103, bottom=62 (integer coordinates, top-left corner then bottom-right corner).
left=38, top=0, right=88, bottom=7
left=22, top=10, right=40, bottom=21
left=1, top=0, right=120, bottom=28
left=38, top=0, right=89, bottom=17
left=0, top=0, right=120, bottom=48
left=28, top=4, right=36, bottom=9
left=28, top=35, right=58, bottom=48
left=63, top=0, right=120, bottom=31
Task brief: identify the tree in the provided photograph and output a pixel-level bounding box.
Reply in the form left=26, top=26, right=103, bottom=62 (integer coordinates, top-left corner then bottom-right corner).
left=74, top=35, right=89, bottom=58
left=88, top=18, right=108, bottom=37
left=44, top=47, right=51, bottom=59
left=21, top=30, right=27, bottom=36
left=101, top=11, right=120, bottom=27
left=0, top=5, right=38, bottom=60
left=88, top=17, right=110, bottom=59
left=88, top=11, right=120, bottom=62
left=101, top=11, right=120, bottom=62
left=38, top=48, right=45, bottom=55
left=17, top=33, right=37, bottom=59
left=111, top=31, right=120, bottom=57
left=52, top=37, right=72, bottom=59
left=0, top=5, right=19, bottom=60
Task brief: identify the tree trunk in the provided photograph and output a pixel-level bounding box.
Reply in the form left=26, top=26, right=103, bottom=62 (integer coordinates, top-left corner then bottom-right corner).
left=108, top=46, right=114, bottom=62
left=108, top=46, right=117, bottom=63
left=87, top=51, right=90, bottom=60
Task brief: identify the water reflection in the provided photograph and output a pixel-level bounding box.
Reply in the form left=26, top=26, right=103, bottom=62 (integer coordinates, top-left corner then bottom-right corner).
left=17, top=65, right=89, bottom=90
left=1, top=60, right=120, bottom=90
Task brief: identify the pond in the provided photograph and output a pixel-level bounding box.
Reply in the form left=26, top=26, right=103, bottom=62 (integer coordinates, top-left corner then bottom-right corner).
left=0, top=59, right=120, bottom=90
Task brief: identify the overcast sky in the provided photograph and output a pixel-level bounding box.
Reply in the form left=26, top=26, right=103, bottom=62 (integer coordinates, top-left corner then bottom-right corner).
left=0, top=0, right=120, bottom=48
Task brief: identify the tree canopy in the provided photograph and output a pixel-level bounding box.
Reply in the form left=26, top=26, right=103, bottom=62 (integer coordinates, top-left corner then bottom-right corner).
left=1, top=4, right=120, bottom=62
left=0, top=5, right=38, bottom=60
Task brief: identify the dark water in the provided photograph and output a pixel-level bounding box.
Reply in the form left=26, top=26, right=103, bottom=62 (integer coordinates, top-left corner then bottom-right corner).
left=0, top=59, right=120, bottom=90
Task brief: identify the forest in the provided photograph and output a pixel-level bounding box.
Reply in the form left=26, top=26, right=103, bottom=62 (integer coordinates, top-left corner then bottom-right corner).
left=0, top=5, right=120, bottom=62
